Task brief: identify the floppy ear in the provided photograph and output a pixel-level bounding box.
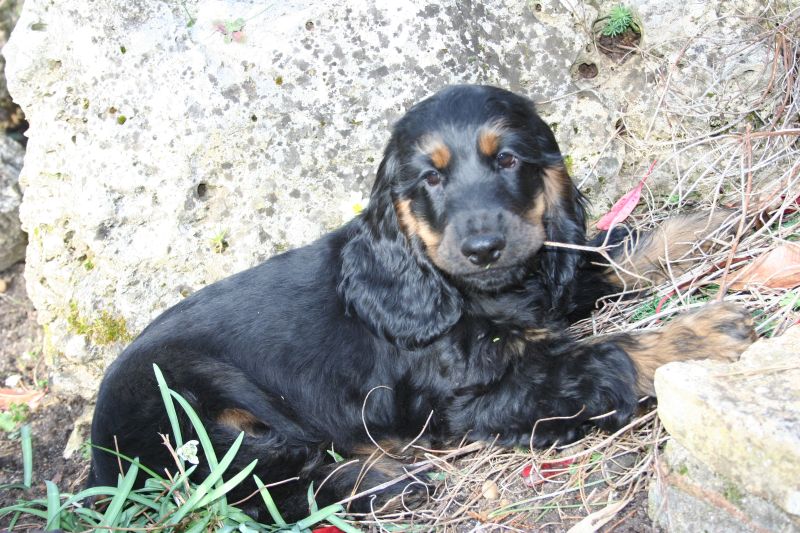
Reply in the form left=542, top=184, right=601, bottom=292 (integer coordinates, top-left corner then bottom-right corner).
left=539, top=164, right=587, bottom=311
left=338, top=154, right=462, bottom=349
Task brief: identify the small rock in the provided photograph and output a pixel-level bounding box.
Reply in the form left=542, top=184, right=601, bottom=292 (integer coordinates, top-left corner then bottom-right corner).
left=0, top=278, right=7, bottom=293
left=4, top=373, right=22, bottom=387
left=481, top=479, right=499, bottom=500
left=654, top=325, right=800, bottom=518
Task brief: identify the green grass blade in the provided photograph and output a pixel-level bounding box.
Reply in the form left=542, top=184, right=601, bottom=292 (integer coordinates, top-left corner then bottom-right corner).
left=196, top=458, right=258, bottom=508
left=0, top=503, right=48, bottom=520
left=167, top=431, right=245, bottom=525
left=20, top=425, right=33, bottom=488
left=253, top=474, right=287, bottom=526
left=44, top=480, right=62, bottom=530
left=89, top=443, right=163, bottom=480
left=183, top=513, right=212, bottom=533
left=153, top=363, right=184, bottom=448
left=307, top=482, right=318, bottom=513
left=326, top=514, right=362, bottom=533
left=295, top=503, right=344, bottom=530
left=101, top=461, right=139, bottom=527
left=169, top=389, right=219, bottom=470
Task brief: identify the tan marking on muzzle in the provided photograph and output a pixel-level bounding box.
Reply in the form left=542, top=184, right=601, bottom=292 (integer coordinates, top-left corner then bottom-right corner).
left=395, top=199, right=442, bottom=256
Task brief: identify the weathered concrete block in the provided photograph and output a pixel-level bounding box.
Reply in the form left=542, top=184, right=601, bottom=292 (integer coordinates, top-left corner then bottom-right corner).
left=649, top=440, right=800, bottom=532
left=654, top=325, right=800, bottom=519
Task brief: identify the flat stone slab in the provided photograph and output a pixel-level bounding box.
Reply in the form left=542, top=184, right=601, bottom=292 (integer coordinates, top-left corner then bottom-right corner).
left=649, top=440, right=800, bottom=532
left=654, top=325, right=800, bottom=517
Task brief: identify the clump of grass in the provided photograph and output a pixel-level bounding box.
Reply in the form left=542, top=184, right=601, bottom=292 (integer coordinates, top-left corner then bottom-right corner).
left=601, top=5, right=639, bottom=37
left=0, top=365, right=359, bottom=532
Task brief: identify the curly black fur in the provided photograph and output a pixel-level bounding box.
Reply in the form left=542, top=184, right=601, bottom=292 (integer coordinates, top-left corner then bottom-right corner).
left=89, top=85, right=643, bottom=520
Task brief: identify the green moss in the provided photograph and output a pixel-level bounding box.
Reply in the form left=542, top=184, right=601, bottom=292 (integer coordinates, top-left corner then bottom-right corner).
left=722, top=483, right=744, bottom=506
left=67, top=301, right=132, bottom=345
left=677, top=464, right=689, bottom=476
left=563, top=154, right=574, bottom=175
left=275, top=76, right=283, bottom=86
left=117, top=115, right=127, bottom=125
left=120, top=45, right=127, bottom=54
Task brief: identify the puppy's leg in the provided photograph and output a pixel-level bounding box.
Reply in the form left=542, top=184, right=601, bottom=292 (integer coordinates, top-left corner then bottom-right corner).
left=277, top=446, right=428, bottom=517
left=611, top=302, right=756, bottom=395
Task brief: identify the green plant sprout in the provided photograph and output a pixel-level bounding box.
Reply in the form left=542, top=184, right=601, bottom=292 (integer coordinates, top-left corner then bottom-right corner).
left=602, top=5, right=640, bottom=37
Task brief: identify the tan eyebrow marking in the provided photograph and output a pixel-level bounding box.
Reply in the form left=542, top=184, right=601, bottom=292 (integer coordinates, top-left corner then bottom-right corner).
left=417, top=135, right=451, bottom=169
left=478, top=120, right=509, bottom=157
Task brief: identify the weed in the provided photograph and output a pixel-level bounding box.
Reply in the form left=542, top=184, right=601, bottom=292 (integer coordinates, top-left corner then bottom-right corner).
left=601, top=5, right=639, bottom=37
left=210, top=230, right=229, bottom=253
left=0, top=403, right=30, bottom=433
left=0, top=365, right=361, bottom=532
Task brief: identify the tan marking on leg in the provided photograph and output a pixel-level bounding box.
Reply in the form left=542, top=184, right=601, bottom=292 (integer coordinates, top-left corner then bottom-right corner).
left=607, top=210, right=735, bottom=288
left=395, top=199, right=442, bottom=258
left=417, top=135, right=450, bottom=169
left=216, top=408, right=266, bottom=436
left=614, top=302, right=755, bottom=395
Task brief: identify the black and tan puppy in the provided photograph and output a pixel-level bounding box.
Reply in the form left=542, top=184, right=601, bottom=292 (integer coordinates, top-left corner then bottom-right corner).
left=89, top=85, right=754, bottom=518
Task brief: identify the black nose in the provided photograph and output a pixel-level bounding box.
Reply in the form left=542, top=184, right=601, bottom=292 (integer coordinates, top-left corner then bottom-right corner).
left=461, top=234, right=506, bottom=266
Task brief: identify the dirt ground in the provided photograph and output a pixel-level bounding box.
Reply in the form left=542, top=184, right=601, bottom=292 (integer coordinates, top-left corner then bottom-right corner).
left=0, top=261, right=89, bottom=530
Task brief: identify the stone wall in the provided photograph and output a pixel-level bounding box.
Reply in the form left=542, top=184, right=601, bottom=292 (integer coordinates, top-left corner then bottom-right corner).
left=3, top=0, right=774, bottom=396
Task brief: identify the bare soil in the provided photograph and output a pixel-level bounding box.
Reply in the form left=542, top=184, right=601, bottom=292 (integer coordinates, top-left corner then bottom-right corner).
left=597, top=28, right=642, bottom=62
left=0, top=262, right=89, bottom=531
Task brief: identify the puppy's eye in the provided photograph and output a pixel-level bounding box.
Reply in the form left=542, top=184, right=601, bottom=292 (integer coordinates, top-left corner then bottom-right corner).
left=496, top=152, right=517, bottom=169
left=423, top=170, right=442, bottom=187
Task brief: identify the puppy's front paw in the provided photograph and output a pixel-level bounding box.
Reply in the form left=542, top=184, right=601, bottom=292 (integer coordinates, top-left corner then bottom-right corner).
left=665, top=301, right=756, bottom=363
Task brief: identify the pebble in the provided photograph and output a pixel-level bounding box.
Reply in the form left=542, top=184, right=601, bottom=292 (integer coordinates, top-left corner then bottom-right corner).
left=481, top=479, right=499, bottom=500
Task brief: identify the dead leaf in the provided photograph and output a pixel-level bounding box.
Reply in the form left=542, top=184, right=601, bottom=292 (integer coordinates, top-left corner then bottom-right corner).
left=567, top=498, right=631, bottom=533
left=729, top=243, right=800, bottom=290
left=596, top=160, right=656, bottom=230
left=0, top=388, right=46, bottom=410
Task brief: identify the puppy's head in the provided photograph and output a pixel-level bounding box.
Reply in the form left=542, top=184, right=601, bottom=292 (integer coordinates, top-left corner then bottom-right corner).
left=374, top=85, right=585, bottom=294
left=342, top=86, right=585, bottom=347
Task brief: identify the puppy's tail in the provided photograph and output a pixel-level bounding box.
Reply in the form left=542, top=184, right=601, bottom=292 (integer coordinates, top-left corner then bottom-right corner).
left=566, top=209, right=736, bottom=322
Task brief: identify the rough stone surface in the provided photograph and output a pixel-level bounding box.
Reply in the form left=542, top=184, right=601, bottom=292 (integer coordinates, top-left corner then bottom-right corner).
left=654, top=325, right=800, bottom=519
left=0, top=134, right=26, bottom=270
left=649, top=440, right=800, bottom=533
left=3, top=0, right=775, bottom=396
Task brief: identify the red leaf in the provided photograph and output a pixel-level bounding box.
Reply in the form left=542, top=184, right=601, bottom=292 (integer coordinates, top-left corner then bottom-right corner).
left=0, top=388, right=45, bottom=410
left=596, top=160, right=657, bottom=230
left=312, top=527, right=344, bottom=533
left=520, top=457, right=575, bottom=487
